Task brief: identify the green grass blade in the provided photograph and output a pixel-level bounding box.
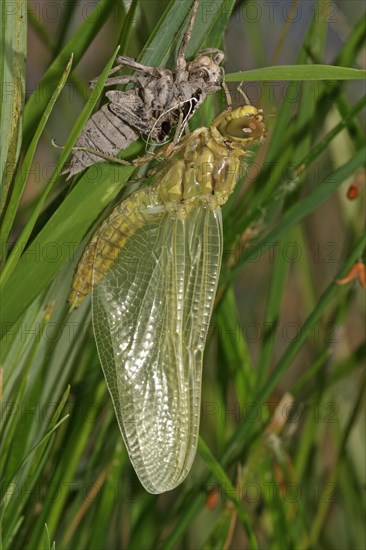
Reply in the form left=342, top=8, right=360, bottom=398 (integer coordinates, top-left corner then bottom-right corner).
left=0, top=0, right=26, bottom=217
left=27, top=4, right=55, bottom=50
left=3, top=1, right=364, bottom=547
left=226, top=65, right=366, bottom=81
left=22, top=0, right=116, bottom=147
left=0, top=47, right=120, bottom=297
left=117, top=0, right=136, bottom=53
left=251, top=235, right=366, bottom=433
left=223, top=147, right=366, bottom=285
left=336, top=13, right=365, bottom=67
left=0, top=56, right=73, bottom=259
left=198, top=438, right=258, bottom=549
left=307, top=375, right=366, bottom=548
left=216, top=230, right=366, bottom=471
left=255, top=235, right=290, bottom=388
left=42, top=524, right=54, bottom=550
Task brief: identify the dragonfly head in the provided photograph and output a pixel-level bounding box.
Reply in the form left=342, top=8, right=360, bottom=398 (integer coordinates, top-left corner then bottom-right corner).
left=187, top=54, right=224, bottom=90
left=213, top=105, right=266, bottom=144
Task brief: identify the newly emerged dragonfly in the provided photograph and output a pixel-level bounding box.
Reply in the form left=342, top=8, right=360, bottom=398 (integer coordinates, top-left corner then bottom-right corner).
left=69, top=104, right=266, bottom=493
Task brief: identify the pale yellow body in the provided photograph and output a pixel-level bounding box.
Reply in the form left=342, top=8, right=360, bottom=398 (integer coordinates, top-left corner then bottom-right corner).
left=68, top=105, right=265, bottom=493
left=69, top=106, right=265, bottom=309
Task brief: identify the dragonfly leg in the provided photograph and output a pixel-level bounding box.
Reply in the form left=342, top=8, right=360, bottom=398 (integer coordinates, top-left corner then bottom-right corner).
left=236, top=82, right=251, bottom=106
left=114, top=55, right=165, bottom=77
left=68, top=146, right=132, bottom=165
left=176, top=0, right=199, bottom=73
left=222, top=81, right=233, bottom=109
left=198, top=48, right=225, bottom=64
left=90, top=75, right=142, bottom=89
left=163, top=110, right=185, bottom=158
left=89, top=56, right=165, bottom=88
left=162, top=95, right=198, bottom=158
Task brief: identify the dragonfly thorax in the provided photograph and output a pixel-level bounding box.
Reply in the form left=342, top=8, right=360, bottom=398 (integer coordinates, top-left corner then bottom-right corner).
left=155, top=106, right=266, bottom=217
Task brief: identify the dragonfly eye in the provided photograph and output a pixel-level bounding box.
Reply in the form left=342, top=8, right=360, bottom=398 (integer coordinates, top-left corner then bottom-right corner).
left=200, top=69, right=210, bottom=82
left=190, top=66, right=212, bottom=82
left=225, top=115, right=265, bottom=140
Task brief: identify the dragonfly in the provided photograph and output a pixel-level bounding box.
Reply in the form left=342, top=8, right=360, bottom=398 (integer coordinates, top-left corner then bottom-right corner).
left=69, top=104, right=266, bottom=493
left=64, top=0, right=225, bottom=179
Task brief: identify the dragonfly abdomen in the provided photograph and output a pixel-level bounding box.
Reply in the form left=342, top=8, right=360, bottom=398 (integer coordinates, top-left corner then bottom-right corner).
left=66, top=103, right=140, bottom=179
left=68, top=188, right=160, bottom=309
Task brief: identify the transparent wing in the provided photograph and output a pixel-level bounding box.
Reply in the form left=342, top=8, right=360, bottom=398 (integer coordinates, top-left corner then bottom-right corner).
left=92, top=204, right=223, bottom=493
